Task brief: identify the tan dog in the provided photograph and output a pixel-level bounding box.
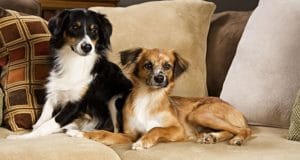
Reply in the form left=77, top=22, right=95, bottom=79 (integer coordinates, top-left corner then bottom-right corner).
left=68, top=48, right=251, bottom=150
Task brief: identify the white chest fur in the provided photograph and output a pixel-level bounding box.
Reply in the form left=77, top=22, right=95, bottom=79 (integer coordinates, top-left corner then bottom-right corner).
left=129, top=92, right=165, bottom=134
left=46, top=46, right=98, bottom=105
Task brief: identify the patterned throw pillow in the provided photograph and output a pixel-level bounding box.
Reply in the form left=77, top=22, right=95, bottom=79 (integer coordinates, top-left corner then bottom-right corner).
left=288, top=89, right=300, bottom=141
left=0, top=9, right=51, bottom=131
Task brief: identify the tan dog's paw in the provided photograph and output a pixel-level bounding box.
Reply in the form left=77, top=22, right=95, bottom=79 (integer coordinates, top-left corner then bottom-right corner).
left=229, top=137, right=244, bottom=146
left=132, top=137, right=155, bottom=150
left=197, top=133, right=216, bottom=144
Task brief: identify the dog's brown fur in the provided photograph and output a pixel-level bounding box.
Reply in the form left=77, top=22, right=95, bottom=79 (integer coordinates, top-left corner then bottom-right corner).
left=81, top=48, right=251, bottom=149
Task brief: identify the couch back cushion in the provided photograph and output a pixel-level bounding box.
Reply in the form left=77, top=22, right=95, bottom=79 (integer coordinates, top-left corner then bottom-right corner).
left=206, top=11, right=251, bottom=97
left=0, top=9, right=51, bottom=131
left=90, top=0, right=216, bottom=97
left=221, top=0, right=300, bottom=128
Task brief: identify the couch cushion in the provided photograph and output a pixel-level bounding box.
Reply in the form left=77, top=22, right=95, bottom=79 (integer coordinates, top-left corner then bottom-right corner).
left=110, top=126, right=300, bottom=160
left=90, top=0, right=215, bottom=97
left=288, top=89, right=300, bottom=141
left=0, top=9, right=51, bottom=131
left=0, top=0, right=41, bottom=16
left=0, top=128, right=121, bottom=160
left=206, top=11, right=251, bottom=97
left=220, top=0, right=300, bottom=128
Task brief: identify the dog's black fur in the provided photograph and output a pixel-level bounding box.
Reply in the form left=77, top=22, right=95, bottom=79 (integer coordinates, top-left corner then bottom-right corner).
left=48, top=9, right=132, bottom=132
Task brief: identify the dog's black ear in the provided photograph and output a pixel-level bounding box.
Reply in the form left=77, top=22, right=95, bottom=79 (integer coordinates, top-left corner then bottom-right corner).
left=48, top=10, right=70, bottom=36
left=173, top=51, right=189, bottom=79
left=94, top=12, right=112, bottom=51
left=120, top=48, right=144, bottom=65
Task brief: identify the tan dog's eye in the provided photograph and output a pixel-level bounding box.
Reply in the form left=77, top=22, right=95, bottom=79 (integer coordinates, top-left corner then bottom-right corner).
left=163, top=63, right=172, bottom=70
left=144, top=62, right=153, bottom=70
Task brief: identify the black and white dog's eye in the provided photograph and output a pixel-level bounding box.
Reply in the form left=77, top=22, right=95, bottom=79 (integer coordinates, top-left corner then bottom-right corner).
left=71, top=24, right=80, bottom=30
left=144, top=62, right=153, bottom=70
left=90, top=25, right=98, bottom=34
left=91, top=28, right=98, bottom=34
left=163, top=63, right=172, bottom=70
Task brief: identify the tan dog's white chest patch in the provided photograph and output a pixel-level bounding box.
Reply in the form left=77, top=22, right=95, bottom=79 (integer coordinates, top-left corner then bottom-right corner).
left=129, top=92, right=164, bottom=134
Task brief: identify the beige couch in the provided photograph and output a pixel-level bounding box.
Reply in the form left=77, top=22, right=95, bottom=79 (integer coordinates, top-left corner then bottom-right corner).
left=0, top=0, right=300, bottom=160
left=0, top=126, right=299, bottom=160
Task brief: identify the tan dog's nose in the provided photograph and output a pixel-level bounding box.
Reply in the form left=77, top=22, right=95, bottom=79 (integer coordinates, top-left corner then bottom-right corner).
left=154, top=74, right=165, bottom=84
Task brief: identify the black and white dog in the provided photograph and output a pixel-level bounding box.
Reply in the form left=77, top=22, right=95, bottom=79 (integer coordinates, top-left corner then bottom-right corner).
left=7, top=9, right=132, bottom=139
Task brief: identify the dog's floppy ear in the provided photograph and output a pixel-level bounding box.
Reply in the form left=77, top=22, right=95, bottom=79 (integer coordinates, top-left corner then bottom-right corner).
left=173, top=51, right=189, bottom=79
left=120, top=48, right=144, bottom=65
left=48, top=10, right=70, bottom=36
left=94, top=12, right=112, bottom=51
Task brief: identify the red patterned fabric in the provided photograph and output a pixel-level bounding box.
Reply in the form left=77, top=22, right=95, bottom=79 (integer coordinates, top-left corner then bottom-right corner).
left=0, top=9, right=51, bottom=131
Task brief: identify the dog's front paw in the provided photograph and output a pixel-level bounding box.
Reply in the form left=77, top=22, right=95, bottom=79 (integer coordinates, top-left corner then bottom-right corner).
left=32, top=123, right=40, bottom=130
left=197, top=133, right=216, bottom=144
left=65, top=130, right=84, bottom=138
left=6, top=135, right=21, bottom=140
left=132, top=137, right=155, bottom=150
left=6, top=133, right=31, bottom=140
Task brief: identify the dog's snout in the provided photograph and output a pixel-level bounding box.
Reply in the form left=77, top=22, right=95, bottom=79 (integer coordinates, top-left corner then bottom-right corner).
left=81, top=43, right=92, bottom=53
left=154, top=75, right=165, bottom=84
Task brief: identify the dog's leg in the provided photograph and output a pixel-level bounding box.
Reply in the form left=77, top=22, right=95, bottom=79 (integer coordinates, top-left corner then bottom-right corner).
left=7, top=101, right=82, bottom=139
left=132, top=126, right=184, bottom=150
left=32, top=100, right=55, bottom=130
left=7, top=118, right=62, bottom=139
left=187, top=107, right=251, bottom=146
left=197, top=131, right=234, bottom=144
left=108, top=95, right=122, bottom=133
left=66, top=130, right=135, bottom=145
left=54, top=101, right=82, bottom=127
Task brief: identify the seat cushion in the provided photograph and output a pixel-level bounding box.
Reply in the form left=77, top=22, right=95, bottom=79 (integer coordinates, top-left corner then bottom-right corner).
left=0, top=128, right=121, bottom=160
left=90, top=0, right=215, bottom=97
left=110, top=126, right=300, bottom=160
left=1, top=127, right=299, bottom=160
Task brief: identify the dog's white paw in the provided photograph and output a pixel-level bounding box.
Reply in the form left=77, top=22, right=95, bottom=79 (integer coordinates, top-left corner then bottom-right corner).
left=6, top=133, right=31, bottom=140
left=6, top=135, right=21, bottom=140
left=132, top=139, right=154, bottom=150
left=132, top=140, right=145, bottom=150
left=65, top=130, right=84, bottom=138
left=32, top=123, right=40, bottom=130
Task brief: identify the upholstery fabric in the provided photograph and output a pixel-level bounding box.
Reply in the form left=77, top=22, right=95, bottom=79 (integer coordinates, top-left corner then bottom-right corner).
left=0, top=9, right=51, bottom=131
left=1, top=126, right=300, bottom=160
left=206, top=11, right=251, bottom=96
left=288, top=89, right=300, bottom=141
left=0, top=0, right=41, bottom=16
left=221, top=0, right=300, bottom=128
left=112, top=126, right=299, bottom=160
left=90, top=0, right=216, bottom=97
left=0, top=128, right=121, bottom=160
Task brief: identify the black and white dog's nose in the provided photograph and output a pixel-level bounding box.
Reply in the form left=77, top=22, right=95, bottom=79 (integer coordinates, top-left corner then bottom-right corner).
left=81, top=43, right=92, bottom=53
left=154, top=75, right=165, bottom=84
